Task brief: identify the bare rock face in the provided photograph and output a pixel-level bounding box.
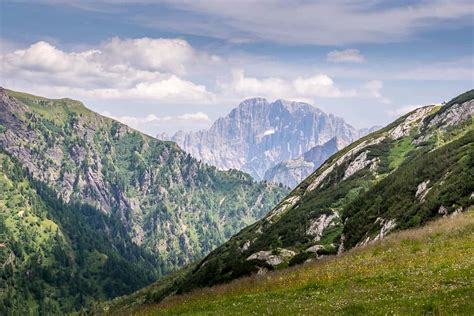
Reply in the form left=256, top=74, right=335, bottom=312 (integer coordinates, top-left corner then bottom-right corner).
left=158, top=98, right=369, bottom=181
left=389, top=106, right=434, bottom=139
left=246, top=248, right=296, bottom=266
left=263, top=136, right=349, bottom=188
left=306, top=135, right=386, bottom=193
left=342, top=150, right=378, bottom=180
left=305, top=244, right=324, bottom=253
left=264, top=195, right=301, bottom=222
left=438, top=206, right=448, bottom=216
left=416, top=180, right=431, bottom=201
left=306, top=211, right=340, bottom=242
left=358, top=218, right=397, bottom=247
left=426, top=100, right=474, bottom=129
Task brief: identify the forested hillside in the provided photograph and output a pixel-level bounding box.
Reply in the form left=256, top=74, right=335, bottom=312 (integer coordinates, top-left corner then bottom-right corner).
left=0, top=88, right=287, bottom=313
left=0, top=152, right=158, bottom=313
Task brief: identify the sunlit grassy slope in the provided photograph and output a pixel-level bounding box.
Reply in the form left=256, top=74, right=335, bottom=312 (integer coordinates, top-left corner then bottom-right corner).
left=131, top=210, right=474, bottom=315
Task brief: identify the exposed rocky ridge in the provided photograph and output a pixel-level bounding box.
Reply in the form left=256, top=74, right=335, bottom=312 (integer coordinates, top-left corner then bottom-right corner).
left=158, top=98, right=371, bottom=181
left=0, top=88, right=288, bottom=312
left=263, top=136, right=350, bottom=188
left=140, top=90, right=473, bottom=296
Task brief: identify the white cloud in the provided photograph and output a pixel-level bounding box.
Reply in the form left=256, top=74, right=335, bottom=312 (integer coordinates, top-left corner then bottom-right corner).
left=102, top=111, right=212, bottom=134
left=364, top=80, right=391, bottom=104
left=0, top=39, right=214, bottom=103
left=178, top=112, right=211, bottom=121
left=293, top=75, right=352, bottom=98
left=142, top=1, right=473, bottom=45
left=327, top=49, right=365, bottom=63
left=222, top=69, right=355, bottom=101
left=99, top=37, right=196, bottom=74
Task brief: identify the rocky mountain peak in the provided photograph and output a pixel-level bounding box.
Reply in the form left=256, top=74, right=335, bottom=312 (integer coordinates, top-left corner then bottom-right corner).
left=158, top=98, right=365, bottom=180
left=238, top=97, right=269, bottom=108
left=274, top=99, right=322, bottom=115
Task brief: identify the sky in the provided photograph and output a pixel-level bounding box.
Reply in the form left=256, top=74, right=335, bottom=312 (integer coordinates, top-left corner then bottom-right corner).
left=0, top=0, right=473, bottom=136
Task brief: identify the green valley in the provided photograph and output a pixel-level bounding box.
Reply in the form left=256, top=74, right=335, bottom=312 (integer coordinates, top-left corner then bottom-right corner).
left=0, top=88, right=288, bottom=313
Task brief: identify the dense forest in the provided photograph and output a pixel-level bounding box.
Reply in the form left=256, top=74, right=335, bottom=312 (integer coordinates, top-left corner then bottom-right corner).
left=0, top=151, right=158, bottom=313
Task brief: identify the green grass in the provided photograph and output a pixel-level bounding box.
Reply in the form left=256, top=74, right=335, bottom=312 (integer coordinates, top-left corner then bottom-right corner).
left=5, top=89, right=92, bottom=124
left=134, top=210, right=474, bottom=315
left=388, top=136, right=414, bottom=170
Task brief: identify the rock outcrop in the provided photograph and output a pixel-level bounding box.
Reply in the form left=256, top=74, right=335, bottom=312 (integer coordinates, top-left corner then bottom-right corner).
left=247, top=248, right=296, bottom=266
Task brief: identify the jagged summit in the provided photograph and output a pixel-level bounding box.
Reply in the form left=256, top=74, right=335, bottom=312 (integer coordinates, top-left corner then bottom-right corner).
left=237, top=97, right=268, bottom=107
left=274, top=99, right=323, bottom=114
left=158, top=98, right=365, bottom=180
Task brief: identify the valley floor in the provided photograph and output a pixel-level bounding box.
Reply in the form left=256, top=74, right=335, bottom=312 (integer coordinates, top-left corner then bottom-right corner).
left=128, top=210, right=474, bottom=315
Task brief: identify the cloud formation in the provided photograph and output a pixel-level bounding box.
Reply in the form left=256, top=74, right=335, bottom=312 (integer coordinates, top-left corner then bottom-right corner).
left=101, top=111, right=212, bottom=135
left=1, top=39, right=214, bottom=103
left=364, top=80, right=391, bottom=104
left=142, top=0, right=473, bottom=45
left=327, top=49, right=365, bottom=63
left=2, top=38, right=365, bottom=108
left=222, top=69, right=355, bottom=101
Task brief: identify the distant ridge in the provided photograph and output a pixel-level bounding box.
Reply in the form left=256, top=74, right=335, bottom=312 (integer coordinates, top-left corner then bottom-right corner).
left=158, top=98, right=372, bottom=181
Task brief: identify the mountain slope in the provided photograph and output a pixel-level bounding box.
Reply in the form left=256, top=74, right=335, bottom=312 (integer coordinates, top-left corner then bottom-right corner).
left=103, top=90, right=473, bottom=311
left=179, top=90, right=473, bottom=291
left=131, top=210, right=474, bottom=315
left=158, top=98, right=367, bottom=180
left=0, top=88, right=288, bottom=312
left=0, top=152, right=157, bottom=314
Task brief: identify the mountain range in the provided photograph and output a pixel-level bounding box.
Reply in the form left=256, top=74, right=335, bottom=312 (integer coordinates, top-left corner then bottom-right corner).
left=2, top=88, right=473, bottom=314
left=0, top=88, right=287, bottom=313
left=99, top=89, right=474, bottom=313
left=158, top=98, right=375, bottom=187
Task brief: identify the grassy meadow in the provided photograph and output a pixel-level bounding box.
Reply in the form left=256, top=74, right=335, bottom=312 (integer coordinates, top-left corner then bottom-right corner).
left=128, top=210, right=474, bottom=315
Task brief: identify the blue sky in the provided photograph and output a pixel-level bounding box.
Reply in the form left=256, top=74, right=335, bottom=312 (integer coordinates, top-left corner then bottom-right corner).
left=1, top=0, right=472, bottom=135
